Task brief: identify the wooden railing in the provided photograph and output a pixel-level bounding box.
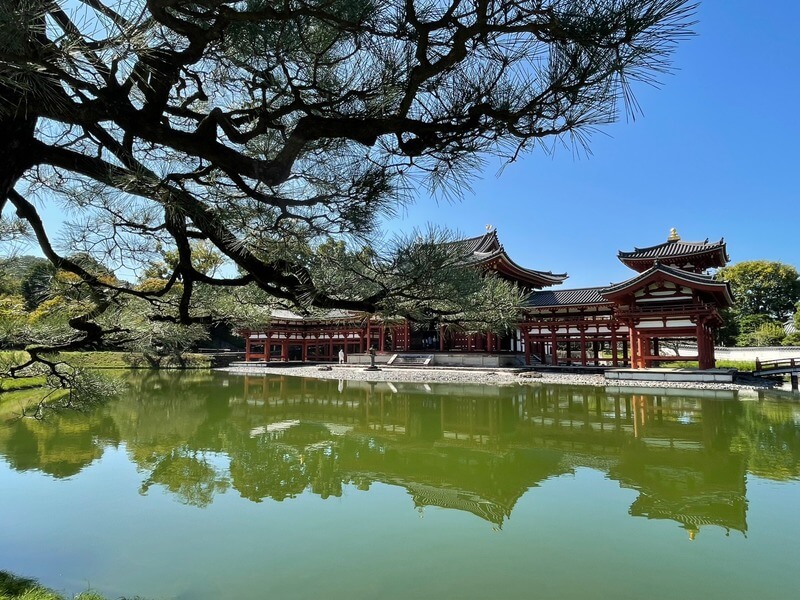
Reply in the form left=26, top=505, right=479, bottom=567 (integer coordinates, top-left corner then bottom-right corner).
left=614, top=302, right=717, bottom=316
left=755, top=357, right=800, bottom=373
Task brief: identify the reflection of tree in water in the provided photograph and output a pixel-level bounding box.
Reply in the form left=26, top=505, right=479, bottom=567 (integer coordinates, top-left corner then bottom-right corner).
left=0, top=410, right=119, bottom=477
left=230, top=439, right=308, bottom=502
left=107, top=370, right=226, bottom=477
left=139, top=447, right=229, bottom=508
left=731, top=402, right=800, bottom=481
left=309, top=444, right=345, bottom=500
left=228, top=423, right=344, bottom=502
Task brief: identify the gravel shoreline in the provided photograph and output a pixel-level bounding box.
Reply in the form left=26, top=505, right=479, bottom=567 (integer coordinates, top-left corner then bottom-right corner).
left=222, top=364, right=775, bottom=392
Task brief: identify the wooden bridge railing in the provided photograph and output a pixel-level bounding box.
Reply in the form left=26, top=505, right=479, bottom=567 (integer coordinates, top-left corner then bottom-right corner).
left=754, top=357, right=800, bottom=373
left=754, top=357, right=800, bottom=391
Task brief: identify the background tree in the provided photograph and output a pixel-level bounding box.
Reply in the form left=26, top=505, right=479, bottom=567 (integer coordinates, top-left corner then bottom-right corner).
left=0, top=0, right=697, bottom=379
left=715, top=260, right=800, bottom=346
left=782, top=302, right=800, bottom=346
left=717, top=261, right=800, bottom=321
left=745, top=322, right=786, bottom=348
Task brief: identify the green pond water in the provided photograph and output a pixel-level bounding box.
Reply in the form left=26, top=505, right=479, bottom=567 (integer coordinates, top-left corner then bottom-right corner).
left=2, top=371, right=800, bottom=600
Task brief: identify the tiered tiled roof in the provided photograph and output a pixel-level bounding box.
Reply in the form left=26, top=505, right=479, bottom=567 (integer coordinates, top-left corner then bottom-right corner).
left=453, top=229, right=567, bottom=288
left=525, top=287, right=610, bottom=308
left=600, top=263, right=734, bottom=306
left=523, top=262, right=734, bottom=309
left=618, top=229, right=729, bottom=273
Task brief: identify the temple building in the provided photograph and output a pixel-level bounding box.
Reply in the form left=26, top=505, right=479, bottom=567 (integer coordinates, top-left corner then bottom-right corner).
left=241, top=228, right=733, bottom=369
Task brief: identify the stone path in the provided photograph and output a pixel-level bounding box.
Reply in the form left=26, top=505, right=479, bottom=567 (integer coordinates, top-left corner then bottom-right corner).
left=222, top=364, right=774, bottom=392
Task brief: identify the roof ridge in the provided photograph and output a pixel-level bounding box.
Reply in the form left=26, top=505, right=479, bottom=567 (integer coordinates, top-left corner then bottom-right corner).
left=620, top=238, right=725, bottom=255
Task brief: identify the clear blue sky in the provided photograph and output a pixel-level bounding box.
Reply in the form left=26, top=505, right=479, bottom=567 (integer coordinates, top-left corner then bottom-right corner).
left=21, top=1, right=800, bottom=289
left=383, top=1, right=800, bottom=289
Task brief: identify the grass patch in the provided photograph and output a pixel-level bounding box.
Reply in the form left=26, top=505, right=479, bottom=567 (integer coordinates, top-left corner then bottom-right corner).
left=660, top=360, right=756, bottom=371
left=58, top=351, right=212, bottom=369
left=0, top=350, right=213, bottom=370
left=0, top=376, right=46, bottom=392
left=0, top=571, right=108, bottom=599
left=57, top=351, right=133, bottom=369
left=0, top=387, right=70, bottom=420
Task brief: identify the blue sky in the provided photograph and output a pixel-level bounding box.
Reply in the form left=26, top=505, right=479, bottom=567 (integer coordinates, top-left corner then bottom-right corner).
left=383, top=1, right=800, bottom=289
left=15, top=1, right=800, bottom=289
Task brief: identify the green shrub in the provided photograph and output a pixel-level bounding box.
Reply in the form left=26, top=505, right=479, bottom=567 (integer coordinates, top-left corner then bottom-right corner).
left=782, top=332, right=800, bottom=346
left=0, top=570, right=113, bottom=599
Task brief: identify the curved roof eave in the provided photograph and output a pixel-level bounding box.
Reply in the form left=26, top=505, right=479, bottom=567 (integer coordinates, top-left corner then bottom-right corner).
left=476, top=251, right=568, bottom=286
left=600, top=264, right=734, bottom=306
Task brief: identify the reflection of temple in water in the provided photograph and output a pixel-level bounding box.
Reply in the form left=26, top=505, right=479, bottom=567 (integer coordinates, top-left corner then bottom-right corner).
left=0, top=372, right=758, bottom=537
left=234, top=375, right=748, bottom=535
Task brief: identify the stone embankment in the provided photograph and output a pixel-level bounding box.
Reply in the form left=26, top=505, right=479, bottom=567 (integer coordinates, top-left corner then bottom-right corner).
left=223, top=364, right=775, bottom=392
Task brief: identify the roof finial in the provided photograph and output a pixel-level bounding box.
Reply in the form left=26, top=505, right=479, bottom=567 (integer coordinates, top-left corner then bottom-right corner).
left=486, top=224, right=493, bottom=232
left=668, top=227, right=680, bottom=242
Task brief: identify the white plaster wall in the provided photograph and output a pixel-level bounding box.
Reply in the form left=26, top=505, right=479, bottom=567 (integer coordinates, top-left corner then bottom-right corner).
left=673, top=345, right=800, bottom=361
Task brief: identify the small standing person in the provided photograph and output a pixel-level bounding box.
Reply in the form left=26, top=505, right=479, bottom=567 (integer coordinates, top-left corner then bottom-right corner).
left=338, top=348, right=345, bottom=364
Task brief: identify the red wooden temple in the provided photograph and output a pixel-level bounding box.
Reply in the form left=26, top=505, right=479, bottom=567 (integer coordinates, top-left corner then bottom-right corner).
left=240, top=228, right=733, bottom=369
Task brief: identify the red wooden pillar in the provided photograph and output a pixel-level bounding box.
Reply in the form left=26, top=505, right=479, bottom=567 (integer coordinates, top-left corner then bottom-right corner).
left=579, top=328, right=587, bottom=366
left=302, top=339, right=308, bottom=362
left=629, top=328, right=638, bottom=369
left=699, top=327, right=707, bottom=369
left=281, top=340, right=288, bottom=362
left=611, top=327, right=618, bottom=366
left=697, top=320, right=714, bottom=369
left=707, top=326, right=716, bottom=368
left=328, top=336, right=333, bottom=361
left=551, top=329, right=558, bottom=366
left=639, top=335, right=647, bottom=368
left=639, top=333, right=647, bottom=369
left=710, top=327, right=715, bottom=367
left=695, top=320, right=704, bottom=369
left=524, top=331, right=531, bottom=365
left=245, top=334, right=252, bottom=362
left=379, top=325, right=385, bottom=352
left=638, top=334, right=647, bottom=369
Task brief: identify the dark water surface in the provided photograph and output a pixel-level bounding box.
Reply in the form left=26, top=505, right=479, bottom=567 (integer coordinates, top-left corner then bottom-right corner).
left=2, top=371, right=800, bottom=599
